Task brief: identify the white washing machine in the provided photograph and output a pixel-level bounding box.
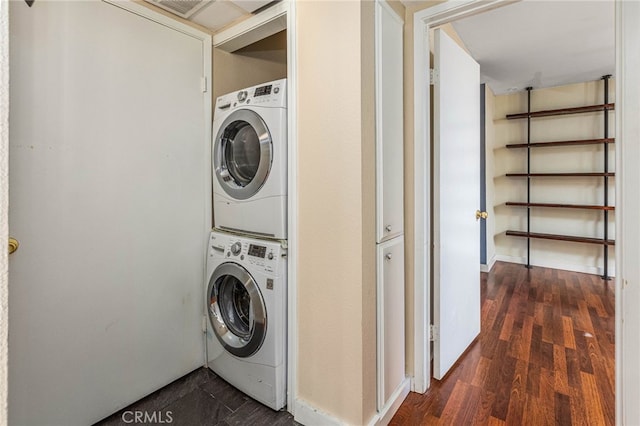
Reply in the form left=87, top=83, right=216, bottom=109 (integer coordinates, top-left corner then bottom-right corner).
left=212, top=79, right=287, bottom=240
left=204, top=230, right=287, bottom=410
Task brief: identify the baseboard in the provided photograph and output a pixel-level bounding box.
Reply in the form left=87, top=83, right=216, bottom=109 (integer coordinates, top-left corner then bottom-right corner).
left=367, top=377, right=411, bottom=426
left=480, top=254, right=497, bottom=273
left=294, top=398, right=343, bottom=426
left=494, top=254, right=616, bottom=277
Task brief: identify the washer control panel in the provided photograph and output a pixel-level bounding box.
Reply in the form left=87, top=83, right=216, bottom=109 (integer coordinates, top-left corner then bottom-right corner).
left=208, top=232, right=284, bottom=274
left=215, top=78, right=287, bottom=113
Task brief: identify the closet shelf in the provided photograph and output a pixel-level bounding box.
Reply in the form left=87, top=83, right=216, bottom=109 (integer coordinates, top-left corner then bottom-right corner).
left=505, top=138, right=615, bottom=149
left=506, top=76, right=613, bottom=278
left=506, top=172, right=615, bottom=177
left=505, top=230, right=615, bottom=246
left=505, top=202, right=615, bottom=211
left=506, top=103, right=615, bottom=120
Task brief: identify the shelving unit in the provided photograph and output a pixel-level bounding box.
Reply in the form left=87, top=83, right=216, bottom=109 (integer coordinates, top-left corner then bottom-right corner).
left=504, top=76, right=614, bottom=279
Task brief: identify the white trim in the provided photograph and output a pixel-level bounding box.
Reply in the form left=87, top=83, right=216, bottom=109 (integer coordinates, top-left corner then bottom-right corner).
left=417, top=0, right=517, bottom=27
left=480, top=254, right=496, bottom=273
left=375, top=0, right=384, bottom=245
left=285, top=0, right=298, bottom=416
left=616, top=2, right=640, bottom=424
left=105, top=0, right=212, bottom=40
left=212, top=1, right=287, bottom=52
left=368, top=378, right=411, bottom=426
left=411, top=7, right=430, bottom=395
left=411, top=0, right=531, bottom=396
left=376, top=228, right=384, bottom=406
left=293, top=398, right=343, bottom=426
left=379, top=0, right=404, bottom=25
left=493, top=255, right=616, bottom=278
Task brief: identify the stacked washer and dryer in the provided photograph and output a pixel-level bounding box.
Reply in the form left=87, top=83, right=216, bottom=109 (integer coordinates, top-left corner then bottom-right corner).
left=205, top=79, right=288, bottom=410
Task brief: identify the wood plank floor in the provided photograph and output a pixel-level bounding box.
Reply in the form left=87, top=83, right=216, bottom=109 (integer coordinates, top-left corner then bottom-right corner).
left=390, top=261, right=615, bottom=425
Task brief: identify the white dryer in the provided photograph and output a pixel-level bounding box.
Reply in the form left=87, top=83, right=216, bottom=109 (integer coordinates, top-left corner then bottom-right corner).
left=212, top=79, right=287, bottom=239
left=204, top=230, right=287, bottom=410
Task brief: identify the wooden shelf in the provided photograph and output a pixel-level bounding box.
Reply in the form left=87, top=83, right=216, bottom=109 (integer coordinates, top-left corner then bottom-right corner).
left=506, top=172, right=615, bottom=177
left=505, top=202, right=615, bottom=211
left=506, top=103, right=615, bottom=120
left=505, top=138, right=615, bottom=149
left=506, top=230, right=615, bottom=246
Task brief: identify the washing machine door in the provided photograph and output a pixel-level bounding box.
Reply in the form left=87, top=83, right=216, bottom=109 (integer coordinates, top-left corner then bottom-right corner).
left=214, top=109, right=272, bottom=200
left=207, top=262, right=267, bottom=358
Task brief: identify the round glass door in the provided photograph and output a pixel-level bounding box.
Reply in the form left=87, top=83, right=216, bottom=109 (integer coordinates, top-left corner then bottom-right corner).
left=207, top=263, right=267, bottom=358
left=214, top=109, right=272, bottom=200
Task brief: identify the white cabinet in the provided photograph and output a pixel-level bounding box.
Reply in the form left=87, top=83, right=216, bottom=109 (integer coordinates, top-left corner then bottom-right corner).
left=375, top=0, right=404, bottom=244
left=375, top=2, right=406, bottom=417
left=377, top=236, right=406, bottom=410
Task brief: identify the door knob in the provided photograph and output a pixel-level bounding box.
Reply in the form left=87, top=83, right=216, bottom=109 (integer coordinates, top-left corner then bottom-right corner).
left=8, top=237, right=19, bottom=255
left=475, top=210, right=488, bottom=221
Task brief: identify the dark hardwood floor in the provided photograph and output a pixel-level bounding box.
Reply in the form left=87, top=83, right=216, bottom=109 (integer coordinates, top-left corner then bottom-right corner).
left=391, top=261, right=615, bottom=425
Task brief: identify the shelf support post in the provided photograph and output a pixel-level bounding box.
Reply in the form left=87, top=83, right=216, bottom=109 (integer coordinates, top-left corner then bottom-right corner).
left=526, top=86, right=533, bottom=269
left=602, top=75, right=612, bottom=280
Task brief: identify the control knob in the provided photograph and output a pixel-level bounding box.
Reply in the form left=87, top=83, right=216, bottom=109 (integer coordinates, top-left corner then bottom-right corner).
left=267, top=252, right=274, bottom=260
left=231, top=242, right=242, bottom=256
left=237, top=91, right=248, bottom=102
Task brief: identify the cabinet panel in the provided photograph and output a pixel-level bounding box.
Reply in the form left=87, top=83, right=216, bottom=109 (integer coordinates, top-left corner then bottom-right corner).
left=377, top=236, right=405, bottom=409
left=376, top=1, right=404, bottom=243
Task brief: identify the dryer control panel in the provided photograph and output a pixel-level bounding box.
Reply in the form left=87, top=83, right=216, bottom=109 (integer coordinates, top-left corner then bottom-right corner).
left=208, top=231, right=285, bottom=275
left=215, top=78, right=287, bottom=113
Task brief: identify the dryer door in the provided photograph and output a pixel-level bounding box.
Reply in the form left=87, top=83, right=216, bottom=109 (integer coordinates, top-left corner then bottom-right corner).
left=207, top=262, right=267, bottom=358
left=213, top=109, right=273, bottom=200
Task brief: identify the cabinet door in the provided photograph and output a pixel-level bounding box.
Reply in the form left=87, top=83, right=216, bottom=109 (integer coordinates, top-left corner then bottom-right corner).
left=377, top=236, right=406, bottom=410
left=376, top=0, right=404, bottom=243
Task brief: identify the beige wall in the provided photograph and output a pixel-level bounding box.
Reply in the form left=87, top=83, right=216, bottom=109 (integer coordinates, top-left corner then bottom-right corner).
left=212, top=31, right=287, bottom=101
left=492, top=79, right=616, bottom=274
left=296, top=1, right=376, bottom=424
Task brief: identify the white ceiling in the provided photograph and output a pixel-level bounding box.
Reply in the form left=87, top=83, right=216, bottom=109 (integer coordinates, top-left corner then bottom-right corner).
left=191, top=0, right=274, bottom=31
left=451, top=0, right=615, bottom=95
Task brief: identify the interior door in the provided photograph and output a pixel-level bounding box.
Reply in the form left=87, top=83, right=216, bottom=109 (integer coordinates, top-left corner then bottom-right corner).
left=8, top=1, right=210, bottom=424
left=432, top=28, right=481, bottom=380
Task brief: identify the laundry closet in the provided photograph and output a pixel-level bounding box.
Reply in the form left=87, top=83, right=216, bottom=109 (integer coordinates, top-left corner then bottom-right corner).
left=6, top=0, right=412, bottom=424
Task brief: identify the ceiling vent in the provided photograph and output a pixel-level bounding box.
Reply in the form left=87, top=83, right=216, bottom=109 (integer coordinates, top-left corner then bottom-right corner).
left=145, top=0, right=214, bottom=19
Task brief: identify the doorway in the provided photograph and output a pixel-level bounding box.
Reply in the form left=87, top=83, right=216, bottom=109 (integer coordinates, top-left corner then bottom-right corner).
left=410, top=0, right=632, bottom=421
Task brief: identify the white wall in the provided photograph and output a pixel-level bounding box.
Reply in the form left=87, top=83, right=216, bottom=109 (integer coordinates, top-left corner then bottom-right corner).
left=484, top=84, right=497, bottom=268
left=492, top=80, right=615, bottom=276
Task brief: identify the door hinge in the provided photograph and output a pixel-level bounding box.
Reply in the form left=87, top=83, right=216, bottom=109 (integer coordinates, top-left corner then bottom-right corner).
left=429, top=68, right=438, bottom=85
left=202, top=315, right=207, bottom=333
left=429, top=324, right=438, bottom=342
left=201, top=77, right=208, bottom=93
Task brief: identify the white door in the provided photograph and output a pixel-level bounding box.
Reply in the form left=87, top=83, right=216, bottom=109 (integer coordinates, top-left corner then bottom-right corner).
left=377, top=236, right=405, bottom=409
left=9, top=2, right=210, bottom=424
left=375, top=0, right=404, bottom=243
left=432, top=29, right=481, bottom=380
